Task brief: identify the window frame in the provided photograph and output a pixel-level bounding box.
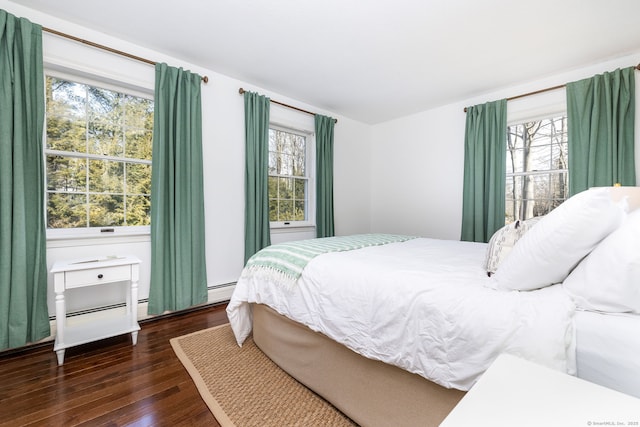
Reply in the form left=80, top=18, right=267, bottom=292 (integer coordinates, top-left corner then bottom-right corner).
left=505, top=113, right=569, bottom=224
left=267, top=123, right=316, bottom=230
left=44, top=69, right=154, bottom=240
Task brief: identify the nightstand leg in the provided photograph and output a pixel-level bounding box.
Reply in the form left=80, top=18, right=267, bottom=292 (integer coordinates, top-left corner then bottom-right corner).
left=131, top=330, right=139, bottom=346
left=130, top=268, right=139, bottom=329
left=54, top=288, right=66, bottom=366
left=56, top=349, right=65, bottom=366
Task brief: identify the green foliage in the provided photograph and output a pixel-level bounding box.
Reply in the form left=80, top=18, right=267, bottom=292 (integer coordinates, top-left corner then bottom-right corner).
left=45, top=76, right=153, bottom=228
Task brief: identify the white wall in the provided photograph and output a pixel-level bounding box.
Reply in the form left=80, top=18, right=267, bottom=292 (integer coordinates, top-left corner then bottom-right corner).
left=371, top=53, right=640, bottom=240
left=4, top=1, right=638, bottom=319
left=0, top=2, right=373, bottom=317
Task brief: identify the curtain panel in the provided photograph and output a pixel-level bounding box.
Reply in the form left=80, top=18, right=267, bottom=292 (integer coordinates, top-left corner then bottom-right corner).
left=243, top=91, right=271, bottom=264
left=567, top=67, right=636, bottom=195
left=148, top=63, right=208, bottom=315
left=0, top=10, right=50, bottom=349
left=315, top=114, right=335, bottom=238
left=460, top=99, right=507, bottom=243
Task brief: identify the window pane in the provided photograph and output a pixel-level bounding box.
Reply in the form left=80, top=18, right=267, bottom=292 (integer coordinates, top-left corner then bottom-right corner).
left=526, top=121, right=550, bottom=147
left=282, top=136, right=293, bottom=155
left=291, top=135, right=306, bottom=177
left=528, top=145, right=553, bottom=171
left=126, top=163, right=151, bottom=195
left=550, top=172, right=569, bottom=201
left=278, top=177, right=293, bottom=200
left=89, top=194, right=124, bottom=227
left=505, top=199, right=515, bottom=224
left=47, top=77, right=86, bottom=122
left=46, top=77, right=87, bottom=153
left=511, top=175, right=546, bottom=219
left=123, top=95, right=153, bottom=129
left=505, top=175, right=522, bottom=202
left=46, top=116, right=86, bottom=152
left=279, top=200, right=294, bottom=221
left=507, top=124, right=525, bottom=150
left=269, top=199, right=278, bottom=222
left=268, top=176, right=278, bottom=197
left=126, top=195, right=151, bottom=226
left=125, top=129, right=152, bottom=160
left=47, top=156, right=86, bottom=192
left=88, top=88, right=123, bottom=157
left=294, top=178, right=306, bottom=200
left=294, top=201, right=305, bottom=220
left=47, top=193, right=87, bottom=228
left=506, top=148, right=525, bottom=173
left=124, top=95, right=153, bottom=160
left=278, top=153, right=293, bottom=175
left=88, top=118, right=123, bottom=157
left=552, top=142, right=568, bottom=170
left=89, top=160, right=124, bottom=193
left=268, top=129, right=276, bottom=151
left=268, top=151, right=278, bottom=175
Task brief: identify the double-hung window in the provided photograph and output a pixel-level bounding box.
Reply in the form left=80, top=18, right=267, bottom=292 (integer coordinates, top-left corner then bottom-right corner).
left=268, top=126, right=314, bottom=227
left=45, top=74, right=154, bottom=235
left=505, top=115, right=569, bottom=224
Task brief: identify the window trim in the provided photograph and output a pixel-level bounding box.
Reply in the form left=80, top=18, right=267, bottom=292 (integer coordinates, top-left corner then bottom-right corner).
left=268, top=123, right=316, bottom=229
left=44, top=69, right=154, bottom=240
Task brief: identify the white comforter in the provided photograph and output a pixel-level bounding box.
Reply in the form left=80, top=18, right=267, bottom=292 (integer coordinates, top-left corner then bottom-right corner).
left=227, top=237, right=576, bottom=390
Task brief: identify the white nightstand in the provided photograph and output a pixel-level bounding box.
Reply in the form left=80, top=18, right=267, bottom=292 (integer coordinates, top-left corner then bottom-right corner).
left=440, top=353, right=640, bottom=427
left=51, top=256, right=141, bottom=365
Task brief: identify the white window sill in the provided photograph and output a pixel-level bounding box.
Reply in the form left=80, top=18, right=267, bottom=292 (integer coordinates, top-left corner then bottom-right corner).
left=270, top=223, right=316, bottom=233
left=46, top=229, right=151, bottom=248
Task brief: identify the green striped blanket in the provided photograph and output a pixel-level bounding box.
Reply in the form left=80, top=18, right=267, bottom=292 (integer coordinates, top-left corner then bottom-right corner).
left=242, top=234, right=416, bottom=289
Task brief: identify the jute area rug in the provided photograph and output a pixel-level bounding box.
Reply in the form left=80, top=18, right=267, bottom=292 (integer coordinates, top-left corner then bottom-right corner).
left=170, top=323, right=357, bottom=427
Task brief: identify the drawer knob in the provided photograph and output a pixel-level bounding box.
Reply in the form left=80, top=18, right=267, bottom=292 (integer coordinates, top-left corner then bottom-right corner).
left=97, top=274, right=104, bottom=279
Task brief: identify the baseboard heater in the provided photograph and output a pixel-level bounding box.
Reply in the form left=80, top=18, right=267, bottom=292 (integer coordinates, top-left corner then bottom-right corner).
left=47, top=282, right=236, bottom=321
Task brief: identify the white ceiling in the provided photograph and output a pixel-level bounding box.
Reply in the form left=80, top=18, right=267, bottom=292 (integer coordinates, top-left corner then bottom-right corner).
left=9, top=0, right=640, bottom=124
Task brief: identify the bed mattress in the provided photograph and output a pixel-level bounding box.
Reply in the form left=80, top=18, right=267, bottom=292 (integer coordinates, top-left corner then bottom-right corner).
left=575, top=310, right=640, bottom=398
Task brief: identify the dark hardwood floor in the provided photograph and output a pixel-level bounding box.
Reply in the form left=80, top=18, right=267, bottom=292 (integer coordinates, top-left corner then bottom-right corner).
left=0, top=303, right=230, bottom=427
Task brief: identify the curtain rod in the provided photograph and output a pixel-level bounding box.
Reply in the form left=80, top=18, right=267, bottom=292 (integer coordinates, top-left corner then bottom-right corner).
left=42, top=26, right=209, bottom=83
left=238, top=88, right=337, bottom=123
left=463, top=63, right=640, bottom=112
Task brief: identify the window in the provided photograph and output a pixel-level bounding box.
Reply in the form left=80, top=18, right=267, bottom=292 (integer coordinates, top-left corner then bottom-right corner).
left=506, top=115, right=568, bottom=223
left=45, top=75, right=154, bottom=231
left=268, top=126, right=313, bottom=226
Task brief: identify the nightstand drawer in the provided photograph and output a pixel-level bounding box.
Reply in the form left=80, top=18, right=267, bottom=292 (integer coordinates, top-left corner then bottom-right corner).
left=65, top=265, right=131, bottom=288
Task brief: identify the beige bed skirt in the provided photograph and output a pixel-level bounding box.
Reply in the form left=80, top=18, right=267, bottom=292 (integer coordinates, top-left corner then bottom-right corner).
left=252, top=303, right=465, bottom=427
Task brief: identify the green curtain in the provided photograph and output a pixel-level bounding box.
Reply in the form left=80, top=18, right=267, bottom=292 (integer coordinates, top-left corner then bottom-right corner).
left=567, top=67, right=636, bottom=195
left=148, top=63, right=207, bottom=315
left=243, top=91, right=271, bottom=264
left=460, top=99, right=507, bottom=243
left=0, top=10, right=50, bottom=349
left=315, top=114, right=335, bottom=238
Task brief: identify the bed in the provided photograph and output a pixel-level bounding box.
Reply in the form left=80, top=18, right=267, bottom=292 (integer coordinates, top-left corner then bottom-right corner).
left=227, top=187, right=640, bottom=426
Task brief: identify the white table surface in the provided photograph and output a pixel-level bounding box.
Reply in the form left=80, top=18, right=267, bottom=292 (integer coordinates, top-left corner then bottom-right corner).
left=440, top=353, right=640, bottom=427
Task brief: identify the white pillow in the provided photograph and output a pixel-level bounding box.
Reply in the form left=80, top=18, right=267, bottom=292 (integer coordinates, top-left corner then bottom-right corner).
left=563, top=208, right=640, bottom=313
left=492, top=188, right=626, bottom=291
left=484, top=218, right=540, bottom=276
